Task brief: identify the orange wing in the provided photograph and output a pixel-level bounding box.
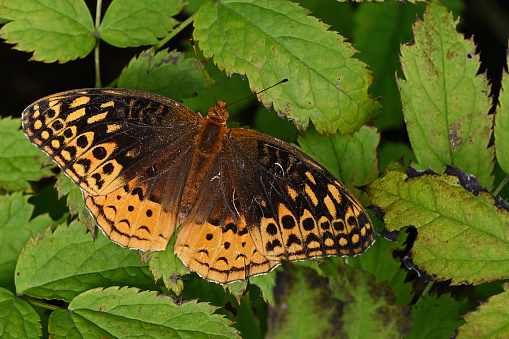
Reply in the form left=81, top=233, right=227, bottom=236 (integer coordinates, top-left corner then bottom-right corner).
left=174, top=128, right=375, bottom=283
left=22, top=88, right=202, bottom=250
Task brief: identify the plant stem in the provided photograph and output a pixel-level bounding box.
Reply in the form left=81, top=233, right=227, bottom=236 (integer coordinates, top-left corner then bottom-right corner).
left=155, top=12, right=197, bottom=50
left=94, top=0, right=103, bottom=87
left=493, top=175, right=509, bottom=196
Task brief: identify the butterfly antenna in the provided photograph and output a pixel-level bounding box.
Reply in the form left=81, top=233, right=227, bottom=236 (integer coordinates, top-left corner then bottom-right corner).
left=191, top=39, right=218, bottom=105
left=227, top=78, right=288, bottom=108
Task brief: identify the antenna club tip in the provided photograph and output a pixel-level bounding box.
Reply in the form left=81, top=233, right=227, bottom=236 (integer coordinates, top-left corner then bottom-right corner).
left=282, top=78, right=289, bottom=83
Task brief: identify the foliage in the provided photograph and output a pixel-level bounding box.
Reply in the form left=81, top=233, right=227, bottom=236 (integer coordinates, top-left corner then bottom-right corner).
left=0, top=0, right=507, bottom=338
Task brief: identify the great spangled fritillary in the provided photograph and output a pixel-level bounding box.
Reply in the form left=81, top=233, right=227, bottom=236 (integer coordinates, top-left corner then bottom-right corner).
left=22, top=88, right=375, bottom=283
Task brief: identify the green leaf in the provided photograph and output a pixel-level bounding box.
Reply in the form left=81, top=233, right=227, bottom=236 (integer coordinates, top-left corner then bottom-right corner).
left=297, top=124, right=379, bottom=202
left=99, top=0, right=183, bottom=47
left=226, top=280, right=248, bottom=304
left=118, top=49, right=213, bottom=101
left=458, top=281, right=509, bottom=338
left=0, top=192, right=51, bottom=292
left=194, top=0, right=379, bottom=134
left=379, top=141, right=415, bottom=173
left=149, top=230, right=190, bottom=295
left=0, top=118, right=54, bottom=191
left=249, top=270, right=277, bottom=306
left=0, top=0, right=95, bottom=62
left=268, top=262, right=412, bottom=338
left=366, top=169, right=509, bottom=285
left=397, top=1, right=493, bottom=187
left=348, top=230, right=414, bottom=305
left=406, top=293, right=465, bottom=339
left=0, top=287, right=41, bottom=338
left=15, top=221, right=159, bottom=301
left=48, top=287, right=240, bottom=338
left=495, top=70, right=509, bottom=175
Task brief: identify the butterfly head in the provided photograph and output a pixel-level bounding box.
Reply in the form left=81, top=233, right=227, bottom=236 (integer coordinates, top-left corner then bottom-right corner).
left=207, top=100, right=229, bottom=123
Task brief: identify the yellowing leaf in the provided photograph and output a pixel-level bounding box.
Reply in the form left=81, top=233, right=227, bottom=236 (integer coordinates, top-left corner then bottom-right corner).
left=458, top=281, right=509, bottom=338
left=397, top=1, right=493, bottom=187
left=366, top=168, right=509, bottom=285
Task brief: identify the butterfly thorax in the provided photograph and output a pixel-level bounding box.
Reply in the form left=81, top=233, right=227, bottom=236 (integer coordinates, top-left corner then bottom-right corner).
left=179, top=103, right=229, bottom=217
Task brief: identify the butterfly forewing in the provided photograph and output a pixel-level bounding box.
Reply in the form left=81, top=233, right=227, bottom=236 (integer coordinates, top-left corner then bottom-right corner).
left=22, top=88, right=202, bottom=196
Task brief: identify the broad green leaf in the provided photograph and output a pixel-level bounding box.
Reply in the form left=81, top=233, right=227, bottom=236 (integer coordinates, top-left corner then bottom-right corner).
left=366, top=169, right=509, bottom=285
left=0, top=0, right=95, bottom=62
left=0, top=287, right=41, bottom=338
left=495, top=70, right=509, bottom=175
left=0, top=118, right=54, bottom=191
left=49, top=287, right=240, bottom=338
left=194, top=0, right=379, bottom=135
left=297, top=124, right=379, bottom=203
left=149, top=230, right=190, bottom=295
left=268, top=262, right=412, bottom=338
left=99, top=0, right=183, bottom=47
left=397, top=1, right=493, bottom=187
left=348, top=229, right=414, bottom=305
left=118, top=49, right=213, bottom=102
left=458, top=281, right=509, bottom=338
left=16, top=221, right=158, bottom=301
left=406, top=293, right=465, bottom=339
left=0, top=192, right=51, bottom=292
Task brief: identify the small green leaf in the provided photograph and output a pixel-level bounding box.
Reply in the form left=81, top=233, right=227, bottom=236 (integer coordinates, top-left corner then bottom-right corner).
left=0, top=0, right=95, bottom=62
left=406, top=293, right=465, bottom=339
left=458, top=281, right=509, bottom=338
left=149, top=230, right=190, bottom=295
left=366, top=169, right=509, bottom=285
left=0, top=118, right=54, bottom=191
left=118, top=49, right=213, bottom=101
left=495, top=70, right=509, bottom=175
left=297, top=124, right=379, bottom=202
left=348, top=230, right=414, bottom=305
left=99, top=0, right=183, bottom=47
left=55, top=173, right=96, bottom=236
left=15, top=221, right=158, bottom=301
left=48, top=287, right=240, bottom=338
left=226, top=280, right=248, bottom=304
left=0, top=192, right=51, bottom=292
left=0, top=287, right=41, bottom=338
left=397, top=1, right=493, bottom=187
left=194, top=0, right=379, bottom=134
left=249, top=269, right=277, bottom=306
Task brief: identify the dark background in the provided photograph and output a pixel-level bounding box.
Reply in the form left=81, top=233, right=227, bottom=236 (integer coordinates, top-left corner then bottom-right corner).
left=1, top=0, right=508, bottom=121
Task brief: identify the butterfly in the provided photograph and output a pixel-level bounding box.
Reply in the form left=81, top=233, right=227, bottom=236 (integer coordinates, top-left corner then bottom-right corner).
left=22, top=87, right=375, bottom=284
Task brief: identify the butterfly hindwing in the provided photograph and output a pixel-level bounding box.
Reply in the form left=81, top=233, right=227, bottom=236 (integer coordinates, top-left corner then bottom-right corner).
left=223, top=129, right=375, bottom=262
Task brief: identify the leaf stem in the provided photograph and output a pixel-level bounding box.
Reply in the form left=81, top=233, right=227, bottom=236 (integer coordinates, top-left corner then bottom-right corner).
left=94, top=0, right=103, bottom=87
left=155, top=13, right=197, bottom=50
left=493, top=175, right=509, bottom=196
